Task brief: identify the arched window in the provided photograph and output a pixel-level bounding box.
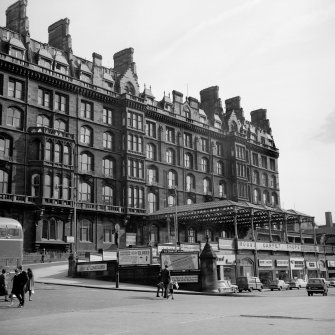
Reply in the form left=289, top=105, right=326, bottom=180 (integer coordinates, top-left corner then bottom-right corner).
left=205, top=229, right=213, bottom=242
left=79, top=181, right=92, bottom=202
left=62, top=176, right=70, bottom=200
left=167, top=170, right=177, bottom=188
left=31, top=174, right=40, bottom=197
left=203, top=178, right=211, bottom=194
left=0, top=169, right=9, bottom=193
left=253, top=170, right=260, bottom=184
left=63, top=145, right=71, bottom=165
left=272, top=192, right=278, bottom=206
left=102, top=157, right=114, bottom=177
left=201, top=157, right=209, bottom=172
left=166, top=149, right=174, bottom=164
left=147, top=167, right=157, bottom=185
left=263, top=190, right=270, bottom=204
left=6, top=107, right=22, bottom=129
left=54, top=143, right=61, bottom=163
left=231, top=121, right=238, bottom=132
left=186, top=174, right=195, bottom=191
left=184, top=106, right=191, bottom=119
left=262, top=173, right=268, bottom=187
left=146, top=143, right=156, bottom=160
left=271, top=175, right=277, bottom=188
left=80, top=152, right=93, bottom=172
left=102, top=185, right=113, bottom=204
left=167, top=195, right=175, bottom=206
left=148, top=192, right=157, bottom=213
left=44, top=174, right=52, bottom=198
left=184, top=153, right=192, bottom=169
left=150, top=224, right=158, bottom=243
left=219, top=181, right=226, bottom=197
left=0, top=135, right=11, bottom=158
left=124, top=82, right=135, bottom=95
left=45, top=141, right=52, bottom=161
left=79, top=219, right=93, bottom=242
left=187, top=198, right=193, bottom=205
left=217, top=161, right=224, bottom=175
left=42, top=218, right=60, bottom=240
left=253, top=188, right=261, bottom=204
left=54, top=175, right=61, bottom=199
left=54, top=119, right=66, bottom=131
left=80, top=126, right=92, bottom=145
left=103, top=132, right=113, bottom=150
left=37, top=115, right=50, bottom=127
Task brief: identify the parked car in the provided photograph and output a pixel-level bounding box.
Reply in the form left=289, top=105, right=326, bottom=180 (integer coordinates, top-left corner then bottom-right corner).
left=329, top=278, right=335, bottom=287
left=217, top=280, right=234, bottom=293
left=236, top=276, right=263, bottom=292
left=324, top=279, right=330, bottom=287
left=269, top=279, right=289, bottom=291
left=306, top=278, right=328, bottom=296
left=289, top=278, right=307, bottom=289
left=223, top=280, right=238, bottom=293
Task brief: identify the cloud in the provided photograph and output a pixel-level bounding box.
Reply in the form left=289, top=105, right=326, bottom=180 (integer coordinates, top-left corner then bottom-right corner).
left=313, top=109, right=335, bottom=143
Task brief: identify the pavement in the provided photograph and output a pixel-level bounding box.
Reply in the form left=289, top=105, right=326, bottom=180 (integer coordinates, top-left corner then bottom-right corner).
left=28, top=261, right=205, bottom=295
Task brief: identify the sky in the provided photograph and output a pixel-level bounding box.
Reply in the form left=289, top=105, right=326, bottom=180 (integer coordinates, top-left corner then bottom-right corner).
left=0, top=0, right=334, bottom=225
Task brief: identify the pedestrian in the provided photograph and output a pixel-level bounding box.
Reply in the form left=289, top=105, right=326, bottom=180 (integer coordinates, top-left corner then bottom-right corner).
left=161, top=265, right=171, bottom=298
left=167, top=279, right=179, bottom=300
left=25, top=268, right=35, bottom=301
left=9, top=268, right=20, bottom=307
left=16, top=265, right=28, bottom=307
left=0, top=268, right=9, bottom=302
left=156, top=271, right=164, bottom=297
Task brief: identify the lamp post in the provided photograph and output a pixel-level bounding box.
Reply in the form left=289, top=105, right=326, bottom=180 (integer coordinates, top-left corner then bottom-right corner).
left=174, top=187, right=178, bottom=251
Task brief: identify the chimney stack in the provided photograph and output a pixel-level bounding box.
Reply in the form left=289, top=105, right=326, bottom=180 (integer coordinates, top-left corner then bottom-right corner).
left=6, top=0, right=29, bottom=36
left=48, top=18, right=72, bottom=52
left=325, top=212, right=333, bottom=228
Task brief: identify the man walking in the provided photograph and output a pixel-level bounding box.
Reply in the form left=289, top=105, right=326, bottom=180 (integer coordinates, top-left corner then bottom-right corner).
left=16, top=265, right=28, bottom=307
left=161, top=265, right=171, bottom=299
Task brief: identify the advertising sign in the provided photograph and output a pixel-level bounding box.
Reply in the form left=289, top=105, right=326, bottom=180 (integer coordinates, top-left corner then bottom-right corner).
left=171, top=275, right=198, bottom=283
left=216, top=252, right=236, bottom=266
left=259, top=260, right=273, bottom=267
left=118, top=248, right=151, bottom=265
left=327, top=260, right=335, bottom=268
left=77, top=263, right=107, bottom=272
left=237, top=241, right=303, bottom=252
left=306, top=261, right=317, bottom=269
left=161, top=252, right=199, bottom=270
left=290, top=258, right=305, bottom=269
left=179, top=243, right=200, bottom=252
left=276, top=260, right=289, bottom=267
left=218, top=238, right=234, bottom=250
left=157, top=244, right=178, bottom=253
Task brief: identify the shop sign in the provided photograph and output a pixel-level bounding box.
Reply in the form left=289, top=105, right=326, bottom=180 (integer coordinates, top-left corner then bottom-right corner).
left=306, top=261, right=317, bottom=269
left=327, top=260, right=335, bottom=268
left=237, top=240, right=256, bottom=250
left=216, top=253, right=236, bottom=265
left=66, top=236, right=74, bottom=243
left=218, top=238, right=234, bottom=250
left=157, top=244, right=178, bottom=253
left=171, top=275, right=198, bottom=283
left=276, top=260, right=289, bottom=267
left=259, top=259, right=273, bottom=267
left=77, top=263, right=107, bottom=272
left=290, top=258, right=305, bottom=269
left=119, top=248, right=151, bottom=265
left=180, top=243, right=200, bottom=252
left=301, top=245, right=319, bottom=253
left=161, top=252, right=199, bottom=270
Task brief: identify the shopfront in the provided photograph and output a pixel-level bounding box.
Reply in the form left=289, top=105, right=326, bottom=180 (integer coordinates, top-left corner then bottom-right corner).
left=216, top=252, right=236, bottom=283
left=258, top=259, right=274, bottom=286
left=305, top=260, right=318, bottom=279
left=327, top=259, right=335, bottom=279
left=290, top=257, right=305, bottom=279
left=318, top=259, right=327, bottom=279
left=274, top=259, right=290, bottom=281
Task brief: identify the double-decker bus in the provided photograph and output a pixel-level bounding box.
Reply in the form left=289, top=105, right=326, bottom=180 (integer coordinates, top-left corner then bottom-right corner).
left=0, top=218, right=23, bottom=270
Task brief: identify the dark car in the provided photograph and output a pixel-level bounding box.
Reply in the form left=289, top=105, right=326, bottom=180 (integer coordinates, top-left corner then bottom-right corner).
left=236, top=276, right=263, bottom=292
left=306, top=278, right=328, bottom=296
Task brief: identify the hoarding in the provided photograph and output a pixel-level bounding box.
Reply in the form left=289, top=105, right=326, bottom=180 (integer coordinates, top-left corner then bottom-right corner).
left=160, top=252, right=199, bottom=270
left=118, top=248, right=151, bottom=265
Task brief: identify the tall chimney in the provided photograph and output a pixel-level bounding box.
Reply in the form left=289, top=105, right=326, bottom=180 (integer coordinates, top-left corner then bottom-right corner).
left=48, top=18, right=72, bottom=52
left=325, top=212, right=333, bottom=228
left=6, top=0, right=29, bottom=36
left=113, top=48, right=137, bottom=76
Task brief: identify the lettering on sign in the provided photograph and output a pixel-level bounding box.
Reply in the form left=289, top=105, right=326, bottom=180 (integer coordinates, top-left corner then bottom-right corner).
left=119, top=248, right=151, bottom=265
left=77, top=263, right=107, bottom=272
left=259, top=259, right=273, bottom=267
left=237, top=241, right=256, bottom=249
left=290, top=258, right=305, bottom=269
left=327, top=260, right=335, bottom=268
left=276, top=260, right=289, bottom=267
left=306, top=261, right=317, bottom=269
left=171, top=275, right=198, bottom=283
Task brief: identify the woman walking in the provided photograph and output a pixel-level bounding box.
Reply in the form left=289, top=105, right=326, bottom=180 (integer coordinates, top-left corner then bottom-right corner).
left=25, top=268, right=34, bottom=301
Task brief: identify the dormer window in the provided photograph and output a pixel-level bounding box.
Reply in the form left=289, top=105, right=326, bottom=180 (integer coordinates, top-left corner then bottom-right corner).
left=55, top=62, right=67, bottom=74
left=39, top=57, right=52, bottom=69
left=8, top=38, right=25, bottom=60
left=103, top=72, right=114, bottom=91
left=80, top=62, right=92, bottom=83
left=54, top=53, right=69, bottom=75
left=80, top=72, right=92, bottom=83
left=124, top=82, right=135, bottom=95
left=200, top=116, right=206, bottom=123
left=10, top=47, right=24, bottom=59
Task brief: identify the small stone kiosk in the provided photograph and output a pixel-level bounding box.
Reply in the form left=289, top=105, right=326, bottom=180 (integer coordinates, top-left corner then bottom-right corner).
left=200, top=238, right=218, bottom=292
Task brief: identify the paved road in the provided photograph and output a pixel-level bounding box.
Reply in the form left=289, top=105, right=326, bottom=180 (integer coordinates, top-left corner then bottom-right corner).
left=0, top=263, right=334, bottom=335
